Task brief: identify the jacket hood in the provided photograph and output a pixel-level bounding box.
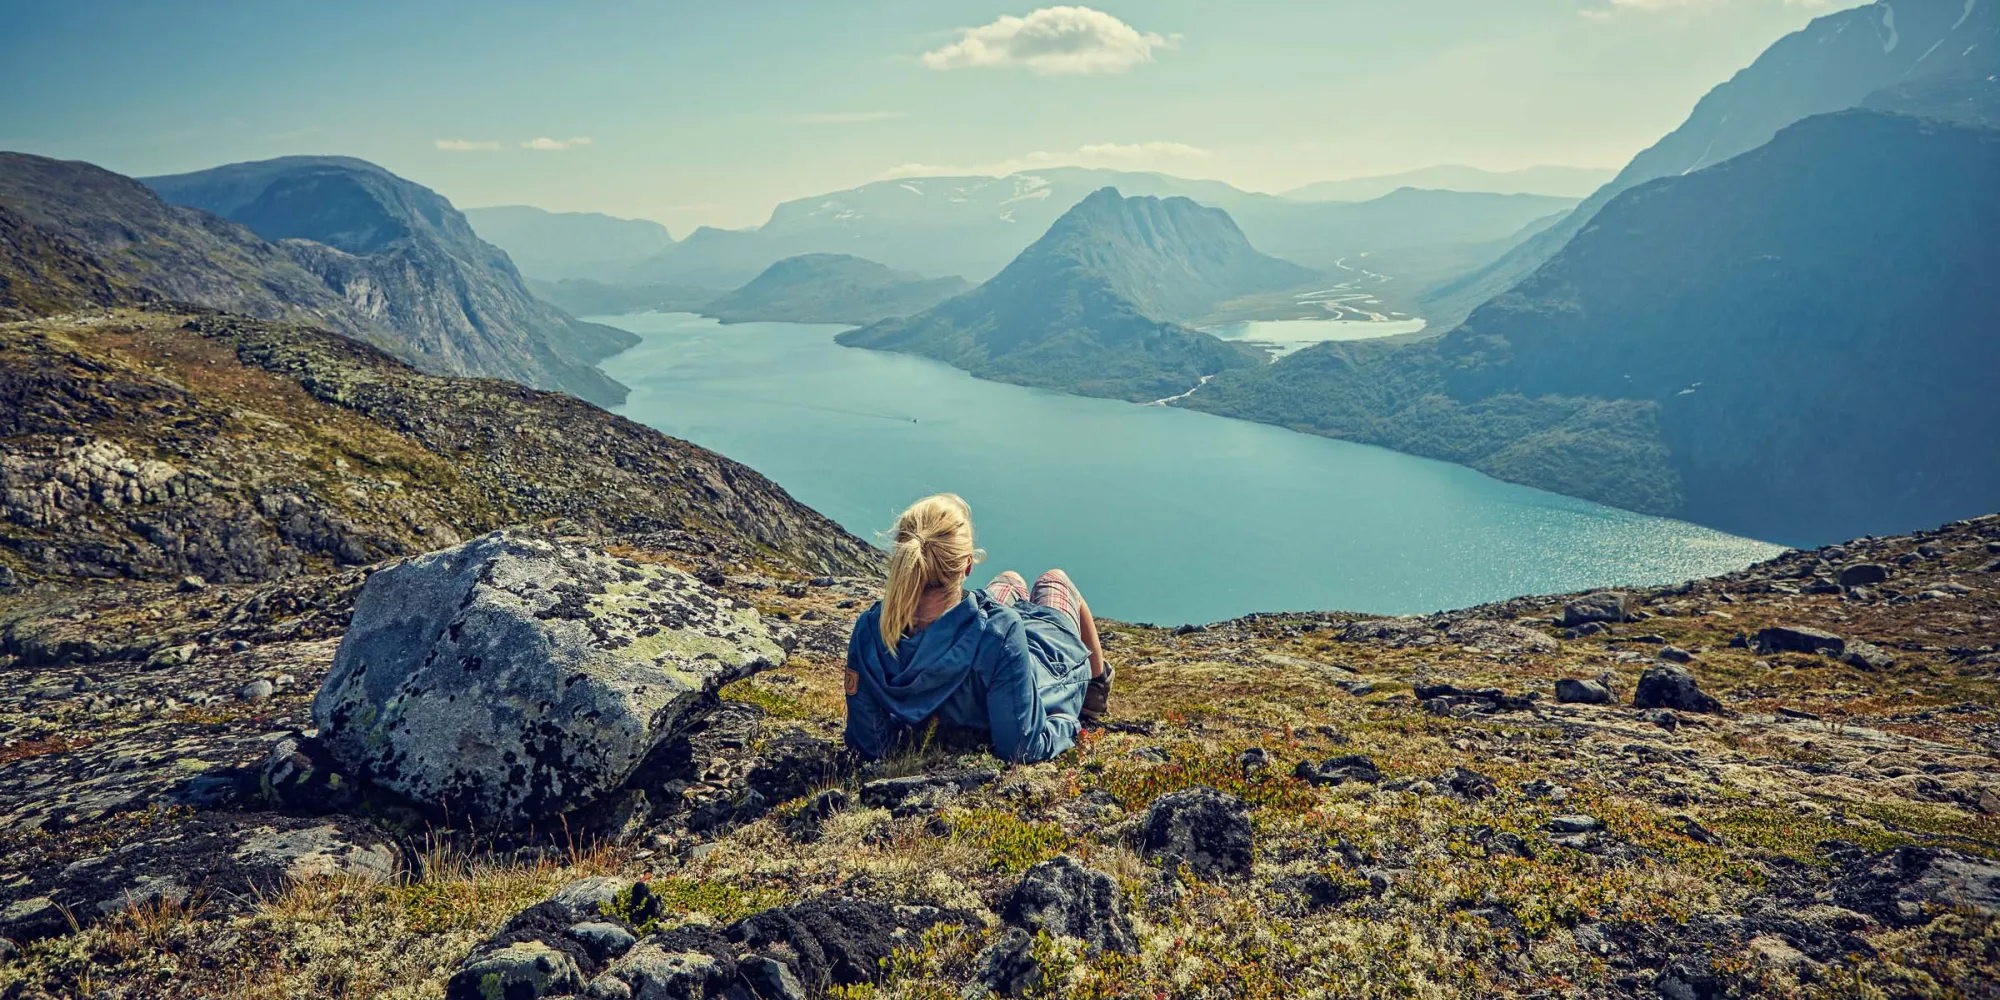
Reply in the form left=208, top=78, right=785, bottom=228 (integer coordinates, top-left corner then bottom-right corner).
left=850, top=592, right=1003, bottom=725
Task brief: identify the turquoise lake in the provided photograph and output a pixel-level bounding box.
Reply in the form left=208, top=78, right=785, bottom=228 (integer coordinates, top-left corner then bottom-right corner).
left=597, top=312, right=1784, bottom=625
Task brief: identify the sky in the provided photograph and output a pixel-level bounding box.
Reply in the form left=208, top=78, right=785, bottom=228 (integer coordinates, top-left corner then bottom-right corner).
left=0, top=0, right=1861, bottom=231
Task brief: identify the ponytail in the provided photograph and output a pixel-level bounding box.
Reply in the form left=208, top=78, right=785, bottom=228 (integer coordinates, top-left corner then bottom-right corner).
left=877, top=493, right=979, bottom=651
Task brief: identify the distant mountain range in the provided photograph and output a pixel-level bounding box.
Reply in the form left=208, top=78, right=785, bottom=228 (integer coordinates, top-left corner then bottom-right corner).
left=1419, top=0, right=2000, bottom=331
left=701, top=254, right=968, bottom=326
left=1283, top=165, right=1616, bottom=202
left=1188, top=109, right=2000, bottom=543
left=838, top=188, right=1299, bottom=401
left=117, top=156, right=635, bottom=405
left=606, top=168, right=1574, bottom=302
left=461, top=205, right=674, bottom=280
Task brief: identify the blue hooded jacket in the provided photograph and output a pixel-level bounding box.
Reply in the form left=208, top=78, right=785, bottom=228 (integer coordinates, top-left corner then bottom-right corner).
left=845, top=589, right=1090, bottom=763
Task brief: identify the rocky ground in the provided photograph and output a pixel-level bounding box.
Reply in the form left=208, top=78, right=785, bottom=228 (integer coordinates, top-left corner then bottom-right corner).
left=1, top=503, right=1997, bottom=998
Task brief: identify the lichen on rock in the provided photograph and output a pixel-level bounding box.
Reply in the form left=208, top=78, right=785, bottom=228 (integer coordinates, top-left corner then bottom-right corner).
left=311, top=528, right=789, bottom=827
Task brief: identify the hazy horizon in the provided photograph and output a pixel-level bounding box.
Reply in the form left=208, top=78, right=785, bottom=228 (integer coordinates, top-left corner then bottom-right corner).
left=2, top=0, right=1863, bottom=229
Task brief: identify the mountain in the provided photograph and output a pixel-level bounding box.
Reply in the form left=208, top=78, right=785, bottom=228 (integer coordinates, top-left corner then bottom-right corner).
left=701, top=254, right=969, bottom=325
left=1419, top=0, right=2000, bottom=330
left=1188, top=109, right=2000, bottom=544
left=837, top=188, right=1298, bottom=401
left=138, top=156, right=637, bottom=405
left=1283, top=165, right=1616, bottom=202
left=463, top=205, right=674, bottom=280
left=620, top=167, right=1568, bottom=311
left=0, top=153, right=390, bottom=339
left=0, top=307, right=876, bottom=586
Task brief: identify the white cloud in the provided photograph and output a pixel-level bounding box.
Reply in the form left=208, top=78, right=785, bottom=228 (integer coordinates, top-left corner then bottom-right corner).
left=522, top=136, right=593, bottom=151
left=787, top=111, right=909, bottom=125
left=434, top=138, right=501, bottom=152
left=883, top=140, right=1211, bottom=179
left=920, top=6, right=1170, bottom=75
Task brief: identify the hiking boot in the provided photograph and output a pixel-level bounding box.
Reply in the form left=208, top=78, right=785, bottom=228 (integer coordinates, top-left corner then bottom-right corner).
left=1082, top=665, right=1113, bottom=722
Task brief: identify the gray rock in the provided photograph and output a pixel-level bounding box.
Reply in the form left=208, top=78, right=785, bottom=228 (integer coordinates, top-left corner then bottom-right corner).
left=739, top=954, right=807, bottom=1000
left=1659, top=646, right=1695, bottom=664
left=1546, top=814, right=1603, bottom=834
left=444, top=940, right=586, bottom=1000
left=1754, top=626, right=1846, bottom=657
left=0, top=896, right=64, bottom=943
left=1000, top=856, right=1137, bottom=955
left=1840, top=641, right=1896, bottom=671
left=1555, top=678, right=1614, bottom=705
left=858, top=769, right=999, bottom=817
left=564, top=921, right=637, bottom=964
left=1561, top=592, right=1629, bottom=627
left=586, top=942, right=729, bottom=1000
left=0, top=936, right=17, bottom=962
left=547, top=877, right=641, bottom=924
left=177, top=575, right=207, bottom=593
left=1141, top=786, right=1254, bottom=880
left=312, top=530, right=787, bottom=827
left=1838, top=563, right=1891, bottom=587
left=237, top=679, right=274, bottom=701
left=1633, top=664, right=1722, bottom=714
left=259, top=733, right=361, bottom=814
left=1834, top=846, right=2000, bottom=927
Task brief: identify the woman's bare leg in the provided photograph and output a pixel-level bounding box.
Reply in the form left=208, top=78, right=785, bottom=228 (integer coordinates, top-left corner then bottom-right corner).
left=1076, top=597, right=1106, bottom=679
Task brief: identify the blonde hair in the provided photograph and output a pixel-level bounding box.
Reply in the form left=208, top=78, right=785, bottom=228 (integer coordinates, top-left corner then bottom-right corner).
left=879, top=493, right=981, bottom=650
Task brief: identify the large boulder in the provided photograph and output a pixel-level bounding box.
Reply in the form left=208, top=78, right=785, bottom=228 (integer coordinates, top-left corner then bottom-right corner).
left=1141, top=786, right=1255, bottom=879
left=1754, top=626, right=1846, bottom=657
left=312, top=530, right=787, bottom=827
left=1561, top=592, right=1630, bottom=627
left=1633, top=664, right=1722, bottom=714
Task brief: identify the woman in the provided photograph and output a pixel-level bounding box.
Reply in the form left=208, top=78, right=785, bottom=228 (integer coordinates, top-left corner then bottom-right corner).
left=844, top=493, right=1112, bottom=764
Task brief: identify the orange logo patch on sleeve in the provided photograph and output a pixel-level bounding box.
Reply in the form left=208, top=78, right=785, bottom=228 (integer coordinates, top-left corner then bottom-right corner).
left=844, top=669, right=860, bottom=696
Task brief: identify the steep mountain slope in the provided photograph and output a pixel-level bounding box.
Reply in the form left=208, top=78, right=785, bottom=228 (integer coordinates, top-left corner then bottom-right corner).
left=0, top=308, right=877, bottom=587
left=701, top=254, right=969, bottom=325
left=1284, top=164, right=1616, bottom=202
left=0, top=153, right=388, bottom=340
left=525, top=277, right=719, bottom=318
left=142, top=157, right=637, bottom=405
left=1419, top=0, right=2000, bottom=330
left=837, top=189, right=1289, bottom=400
left=1189, top=110, right=2000, bottom=544
left=463, top=205, right=674, bottom=280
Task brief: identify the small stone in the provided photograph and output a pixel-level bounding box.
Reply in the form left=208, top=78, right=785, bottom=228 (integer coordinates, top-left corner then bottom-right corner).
left=1840, top=641, right=1895, bottom=671
left=1555, top=678, right=1613, bottom=705
left=1437, top=766, right=1496, bottom=800
left=177, top=575, right=208, bottom=593
left=738, top=954, right=807, bottom=1000
left=1172, top=623, right=1206, bottom=636
left=564, top=921, right=637, bottom=963
left=1546, top=814, right=1603, bottom=834
left=443, top=941, right=585, bottom=1000
left=1659, top=646, right=1695, bottom=664
left=237, top=679, right=275, bottom=701
left=1838, top=563, right=1891, bottom=587
left=1141, top=786, right=1254, bottom=879
left=1646, top=708, right=1680, bottom=731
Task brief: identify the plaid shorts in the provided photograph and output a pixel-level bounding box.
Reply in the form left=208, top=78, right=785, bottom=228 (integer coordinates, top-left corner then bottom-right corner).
left=985, top=569, right=1082, bottom=629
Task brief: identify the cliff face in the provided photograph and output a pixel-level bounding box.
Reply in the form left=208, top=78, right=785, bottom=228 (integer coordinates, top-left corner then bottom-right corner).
left=143, top=157, right=640, bottom=406
left=0, top=308, right=878, bottom=587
